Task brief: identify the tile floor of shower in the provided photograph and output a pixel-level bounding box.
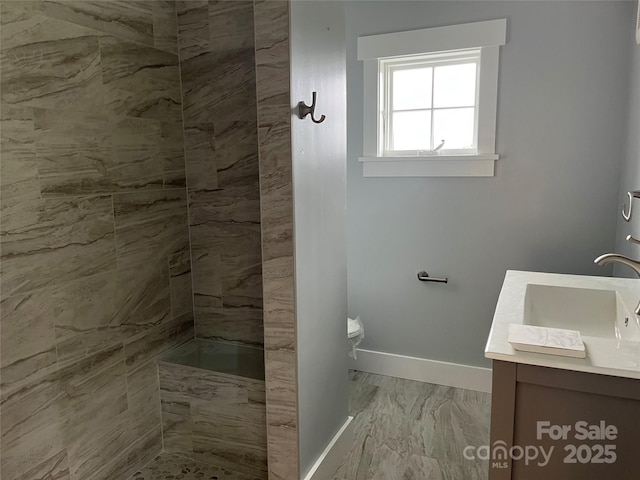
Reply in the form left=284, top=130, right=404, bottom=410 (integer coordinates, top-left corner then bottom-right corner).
left=129, top=371, right=490, bottom=480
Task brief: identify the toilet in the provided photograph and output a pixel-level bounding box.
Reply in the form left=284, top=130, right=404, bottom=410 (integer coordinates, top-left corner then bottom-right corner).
left=348, top=316, right=364, bottom=359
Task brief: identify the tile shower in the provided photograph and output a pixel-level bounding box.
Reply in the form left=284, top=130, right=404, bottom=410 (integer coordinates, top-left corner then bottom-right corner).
left=0, top=1, right=280, bottom=479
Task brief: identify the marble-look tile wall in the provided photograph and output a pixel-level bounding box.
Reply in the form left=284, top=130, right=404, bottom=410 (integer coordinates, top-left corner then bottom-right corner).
left=0, top=2, right=194, bottom=479
left=176, top=0, right=264, bottom=347
left=158, top=361, right=268, bottom=479
left=253, top=1, right=300, bottom=479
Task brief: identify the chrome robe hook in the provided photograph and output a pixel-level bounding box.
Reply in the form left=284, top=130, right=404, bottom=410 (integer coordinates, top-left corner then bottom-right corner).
left=297, top=92, right=325, bottom=124
left=622, top=191, right=640, bottom=222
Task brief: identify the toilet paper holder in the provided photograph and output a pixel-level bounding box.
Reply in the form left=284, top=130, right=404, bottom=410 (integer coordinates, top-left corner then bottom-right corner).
left=417, top=271, right=448, bottom=284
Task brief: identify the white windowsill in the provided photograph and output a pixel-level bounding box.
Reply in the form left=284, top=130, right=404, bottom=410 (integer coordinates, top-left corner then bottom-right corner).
left=358, top=154, right=498, bottom=177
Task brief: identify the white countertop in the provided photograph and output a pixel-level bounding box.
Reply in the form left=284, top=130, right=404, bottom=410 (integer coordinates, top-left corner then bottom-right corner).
left=485, top=270, right=640, bottom=379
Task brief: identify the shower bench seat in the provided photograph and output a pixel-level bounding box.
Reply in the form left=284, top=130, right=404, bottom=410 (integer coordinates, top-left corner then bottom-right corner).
left=158, top=339, right=267, bottom=479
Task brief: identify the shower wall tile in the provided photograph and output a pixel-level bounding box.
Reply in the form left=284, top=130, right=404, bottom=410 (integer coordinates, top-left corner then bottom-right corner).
left=126, top=360, right=163, bottom=437
left=0, top=194, right=116, bottom=300
left=50, top=273, right=119, bottom=367
left=31, top=0, right=155, bottom=48
left=0, top=10, right=104, bottom=113
left=254, top=2, right=299, bottom=478
left=170, top=251, right=194, bottom=318
left=115, top=261, right=171, bottom=336
left=175, top=1, right=210, bottom=62
left=254, top=0, right=291, bottom=106
left=0, top=345, right=127, bottom=480
left=161, top=122, right=187, bottom=189
left=0, top=292, right=58, bottom=395
left=158, top=361, right=268, bottom=479
left=34, top=109, right=164, bottom=196
left=161, top=395, right=194, bottom=457
left=0, top=370, right=66, bottom=480
left=177, top=0, right=263, bottom=347
left=189, top=184, right=261, bottom=224
left=124, top=311, right=194, bottom=373
left=0, top=272, right=118, bottom=386
left=195, top=307, right=265, bottom=347
left=68, top=360, right=163, bottom=480
left=152, top=1, right=178, bottom=55
left=0, top=2, right=192, bottom=479
left=113, top=189, right=190, bottom=266
left=0, top=104, right=40, bottom=214
left=100, top=35, right=182, bottom=122
left=58, top=346, right=129, bottom=444
left=15, top=449, right=70, bottom=480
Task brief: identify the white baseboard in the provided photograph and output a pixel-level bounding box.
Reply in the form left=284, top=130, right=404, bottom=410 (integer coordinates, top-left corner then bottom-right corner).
left=351, top=348, right=492, bottom=393
left=302, top=416, right=354, bottom=480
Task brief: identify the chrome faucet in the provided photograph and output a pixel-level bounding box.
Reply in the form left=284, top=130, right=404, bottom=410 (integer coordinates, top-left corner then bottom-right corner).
left=594, top=253, right=640, bottom=315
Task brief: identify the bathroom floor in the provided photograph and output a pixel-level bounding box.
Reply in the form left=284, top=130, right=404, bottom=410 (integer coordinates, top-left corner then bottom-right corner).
left=129, top=453, right=261, bottom=480
left=332, top=371, right=491, bottom=480
left=129, top=372, right=489, bottom=480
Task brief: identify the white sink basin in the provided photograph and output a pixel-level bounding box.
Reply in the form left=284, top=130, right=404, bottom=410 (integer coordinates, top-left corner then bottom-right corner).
left=485, top=270, right=640, bottom=380
left=524, top=284, right=637, bottom=341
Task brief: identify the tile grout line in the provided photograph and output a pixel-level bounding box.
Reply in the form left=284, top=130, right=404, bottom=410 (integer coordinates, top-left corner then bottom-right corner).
left=174, top=0, right=198, bottom=342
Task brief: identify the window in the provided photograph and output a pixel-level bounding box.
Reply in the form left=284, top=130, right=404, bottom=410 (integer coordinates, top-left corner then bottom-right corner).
left=358, top=19, right=507, bottom=177
left=382, top=49, right=480, bottom=156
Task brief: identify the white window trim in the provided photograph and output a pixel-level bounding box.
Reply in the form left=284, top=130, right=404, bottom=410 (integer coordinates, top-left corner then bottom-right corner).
left=358, top=19, right=507, bottom=178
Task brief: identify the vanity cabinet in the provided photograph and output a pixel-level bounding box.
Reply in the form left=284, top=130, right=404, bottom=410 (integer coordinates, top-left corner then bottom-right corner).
left=489, top=360, right=640, bottom=480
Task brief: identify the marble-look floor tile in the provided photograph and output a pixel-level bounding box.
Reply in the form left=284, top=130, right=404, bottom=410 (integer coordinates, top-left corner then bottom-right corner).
left=333, top=372, right=491, bottom=480
left=129, top=453, right=263, bottom=480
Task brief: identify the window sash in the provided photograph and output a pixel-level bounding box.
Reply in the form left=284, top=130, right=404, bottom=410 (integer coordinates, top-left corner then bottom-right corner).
left=380, top=50, right=481, bottom=156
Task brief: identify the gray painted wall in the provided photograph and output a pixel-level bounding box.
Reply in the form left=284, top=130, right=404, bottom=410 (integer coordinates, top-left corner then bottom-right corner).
left=346, top=1, right=634, bottom=367
left=291, top=1, right=349, bottom=476
left=615, top=19, right=640, bottom=275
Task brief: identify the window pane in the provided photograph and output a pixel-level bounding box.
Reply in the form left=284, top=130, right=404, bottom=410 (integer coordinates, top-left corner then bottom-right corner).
left=433, top=63, right=477, bottom=108
left=392, top=68, right=432, bottom=110
left=392, top=111, right=431, bottom=151
left=433, top=108, right=475, bottom=149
